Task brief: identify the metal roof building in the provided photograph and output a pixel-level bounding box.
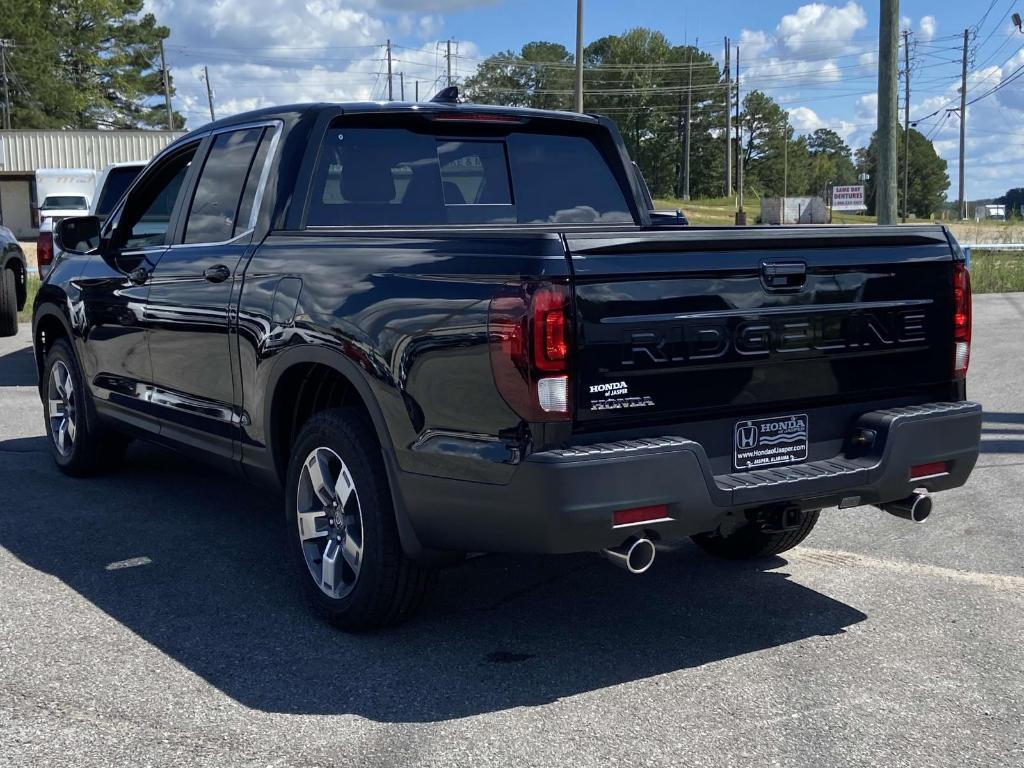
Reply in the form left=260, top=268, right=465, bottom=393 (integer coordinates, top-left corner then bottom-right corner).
left=0, top=129, right=184, bottom=173
left=0, top=129, right=185, bottom=239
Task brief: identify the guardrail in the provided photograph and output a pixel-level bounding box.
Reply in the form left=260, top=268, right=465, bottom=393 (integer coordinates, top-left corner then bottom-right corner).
left=959, top=243, right=1024, bottom=269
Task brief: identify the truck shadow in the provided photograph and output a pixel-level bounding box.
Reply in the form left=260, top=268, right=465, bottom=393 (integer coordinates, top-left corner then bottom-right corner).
left=0, top=438, right=866, bottom=723
left=0, top=344, right=37, bottom=387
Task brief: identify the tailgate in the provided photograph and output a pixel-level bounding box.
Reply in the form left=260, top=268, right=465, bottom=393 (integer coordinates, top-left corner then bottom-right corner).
left=569, top=226, right=956, bottom=429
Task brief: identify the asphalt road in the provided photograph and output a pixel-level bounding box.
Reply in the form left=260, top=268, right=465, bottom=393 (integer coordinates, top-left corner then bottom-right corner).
left=1, top=294, right=1022, bottom=768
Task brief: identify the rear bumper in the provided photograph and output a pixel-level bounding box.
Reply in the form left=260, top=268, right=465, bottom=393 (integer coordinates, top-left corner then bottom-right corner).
left=400, top=401, right=982, bottom=554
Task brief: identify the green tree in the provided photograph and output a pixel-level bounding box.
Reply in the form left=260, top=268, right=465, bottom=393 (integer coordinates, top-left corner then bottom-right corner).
left=0, top=0, right=180, bottom=129
left=861, top=128, right=950, bottom=218
left=997, top=188, right=1024, bottom=218
left=463, top=28, right=727, bottom=199
left=739, top=90, right=795, bottom=197
left=462, top=42, right=575, bottom=112
left=806, top=128, right=857, bottom=197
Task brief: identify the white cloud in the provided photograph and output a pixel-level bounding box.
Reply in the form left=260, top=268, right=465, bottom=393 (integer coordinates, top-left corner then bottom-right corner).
left=775, top=1, right=868, bottom=57
left=855, top=94, right=876, bottom=121
left=737, top=3, right=870, bottom=91
left=918, top=15, right=937, bottom=42
left=789, top=106, right=826, bottom=131
left=787, top=106, right=857, bottom=142
left=738, top=29, right=773, bottom=59
left=144, top=0, right=488, bottom=128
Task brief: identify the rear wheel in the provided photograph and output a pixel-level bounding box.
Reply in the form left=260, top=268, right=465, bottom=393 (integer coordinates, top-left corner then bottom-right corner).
left=691, top=509, right=821, bottom=560
left=0, top=267, right=17, bottom=337
left=43, top=339, right=129, bottom=476
left=284, top=407, right=435, bottom=631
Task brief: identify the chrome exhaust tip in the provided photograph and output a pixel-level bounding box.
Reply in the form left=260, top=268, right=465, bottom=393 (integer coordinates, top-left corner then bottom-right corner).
left=878, top=491, right=932, bottom=523
left=603, top=536, right=656, bottom=574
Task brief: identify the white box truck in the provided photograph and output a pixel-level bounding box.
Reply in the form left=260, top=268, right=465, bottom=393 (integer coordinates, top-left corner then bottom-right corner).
left=35, top=168, right=98, bottom=228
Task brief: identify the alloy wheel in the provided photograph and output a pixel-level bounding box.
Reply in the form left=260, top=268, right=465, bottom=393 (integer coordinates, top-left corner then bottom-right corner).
left=47, top=360, right=77, bottom=457
left=296, top=446, right=365, bottom=599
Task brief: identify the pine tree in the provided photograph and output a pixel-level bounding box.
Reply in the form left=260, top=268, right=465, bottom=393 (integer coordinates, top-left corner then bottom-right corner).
left=0, top=0, right=181, bottom=129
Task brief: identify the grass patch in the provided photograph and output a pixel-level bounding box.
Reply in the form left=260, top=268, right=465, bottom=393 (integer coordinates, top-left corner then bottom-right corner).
left=18, top=275, right=40, bottom=323
left=968, top=251, right=1024, bottom=294
left=656, top=197, right=878, bottom=225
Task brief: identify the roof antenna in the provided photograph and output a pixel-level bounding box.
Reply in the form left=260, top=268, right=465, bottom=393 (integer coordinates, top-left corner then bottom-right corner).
left=430, top=86, right=460, bottom=104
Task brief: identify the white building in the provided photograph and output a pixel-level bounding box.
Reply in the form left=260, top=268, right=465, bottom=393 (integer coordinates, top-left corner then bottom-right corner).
left=0, top=129, right=184, bottom=239
left=975, top=204, right=1007, bottom=221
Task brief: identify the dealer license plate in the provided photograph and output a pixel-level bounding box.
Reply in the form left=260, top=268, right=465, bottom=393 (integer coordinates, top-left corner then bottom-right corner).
left=733, top=414, right=809, bottom=471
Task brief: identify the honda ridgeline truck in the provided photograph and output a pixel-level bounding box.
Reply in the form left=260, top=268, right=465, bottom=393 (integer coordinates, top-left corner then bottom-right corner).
left=37, top=96, right=981, bottom=629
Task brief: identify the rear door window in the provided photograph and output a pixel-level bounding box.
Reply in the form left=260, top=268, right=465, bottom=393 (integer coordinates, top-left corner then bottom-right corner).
left=306, top=123, right=633, bottom=227
left=507, top=133, right=632, bottom=224
left=183, top=128, right=264, bottom=244
left=94, top=167, right=144, bottom=218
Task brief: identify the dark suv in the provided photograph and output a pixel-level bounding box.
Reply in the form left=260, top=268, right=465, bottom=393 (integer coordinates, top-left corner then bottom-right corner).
left=36, top=100, right=980, bottom=630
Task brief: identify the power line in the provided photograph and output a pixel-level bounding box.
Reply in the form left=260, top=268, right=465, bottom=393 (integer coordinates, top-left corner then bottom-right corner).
left=967, top=60, right=1024, bottom=105
left=973, top=0, right=1002, bottom=33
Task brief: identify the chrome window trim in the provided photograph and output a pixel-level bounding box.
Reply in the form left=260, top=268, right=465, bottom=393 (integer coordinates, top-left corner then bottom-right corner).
left=169, top=120, right=283, bottom=250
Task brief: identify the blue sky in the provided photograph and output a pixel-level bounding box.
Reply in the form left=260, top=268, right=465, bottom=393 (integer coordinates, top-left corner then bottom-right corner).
left=147, top=1, right=1024, bottom=199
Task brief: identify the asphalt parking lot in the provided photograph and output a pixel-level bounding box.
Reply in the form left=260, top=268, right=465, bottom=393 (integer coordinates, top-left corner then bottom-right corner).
left=1, top=294, right=1022, bottom=768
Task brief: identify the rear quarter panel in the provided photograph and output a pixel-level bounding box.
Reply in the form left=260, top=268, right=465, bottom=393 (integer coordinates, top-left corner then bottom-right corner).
left=237, top=230, right=570, bottom=484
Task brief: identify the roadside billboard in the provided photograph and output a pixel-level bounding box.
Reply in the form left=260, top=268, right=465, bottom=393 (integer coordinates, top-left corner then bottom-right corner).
left=832, top=185, right=867, bottom=212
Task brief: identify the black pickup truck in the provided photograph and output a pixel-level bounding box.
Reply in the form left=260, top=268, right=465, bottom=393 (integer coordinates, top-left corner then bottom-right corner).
left=38, top=97, right=981, bottom=629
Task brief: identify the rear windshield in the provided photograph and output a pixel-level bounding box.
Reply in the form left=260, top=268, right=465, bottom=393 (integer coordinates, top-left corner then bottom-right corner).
left=95, top=166, right=143, bottom=218
left=306, top=122, right=634, bottom=227
left=41, top=195, right=88, bottom=211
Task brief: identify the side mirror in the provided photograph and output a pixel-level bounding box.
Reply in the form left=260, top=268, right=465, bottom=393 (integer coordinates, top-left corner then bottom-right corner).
left=53, top=216, right=102, bottom=255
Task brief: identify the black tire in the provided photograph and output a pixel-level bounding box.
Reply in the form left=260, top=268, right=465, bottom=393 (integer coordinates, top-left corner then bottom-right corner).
left=284, top=407, right=435, bottom=631
left=42, top=338, right=129, bottom=476
left=0, top=266, right=17, bottom=337
left=691, top=510, right=821, bottom=560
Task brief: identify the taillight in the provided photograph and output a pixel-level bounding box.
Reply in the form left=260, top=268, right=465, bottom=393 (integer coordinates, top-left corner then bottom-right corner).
left=37, top=231, right=54, bottom=272
left=953, top=261, right=971, bottom=379
left=489, top=282, right=572, bottom=421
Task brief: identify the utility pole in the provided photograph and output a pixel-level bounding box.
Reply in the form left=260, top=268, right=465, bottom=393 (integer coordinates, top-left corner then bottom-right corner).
left=783, top=116, right=788, bottom=206
left=737, top=44, right=745, bottom=192
left=735, top=44, right=745, bottom=224
left=682, top=52, right=693, bottom=200
left=446, top=40, right=453, bottom=87
left=876, top=0, right=900, bottom=225
left=386, top=40, right=393, bottom=101
left=203, top=66, right=215, bottom=122
left=0, top=40, right=11, bottom=130
left=415, top=81, right=419, bottom=101
left=902, top=29, right=911, bottom=223
left=159, top=39, right=173, bottom=130
left=399, top=71, right=404, bottom=101
left=574, top=0, right=584, bottom=112
left=724, top=38, right=732, bottom=197
left=958, top=28, right=969, bottom=220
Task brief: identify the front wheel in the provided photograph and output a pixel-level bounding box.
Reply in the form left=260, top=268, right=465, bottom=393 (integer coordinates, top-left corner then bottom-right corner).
left=284, top=408, right=435, bottom=631
left=691, top=509, right=821, bottom=560
left=42, top=339, right=129, bottom=476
